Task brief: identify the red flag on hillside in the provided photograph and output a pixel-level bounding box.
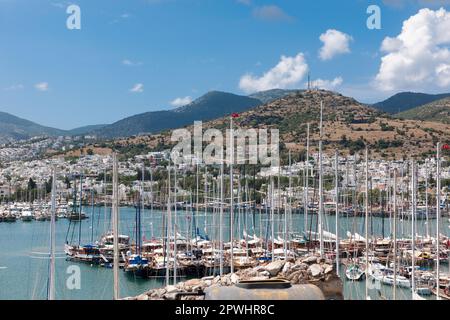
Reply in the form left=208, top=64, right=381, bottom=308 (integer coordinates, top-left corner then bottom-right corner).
left=443, top=144, right=450, bottom=150
left=231, top=113, right=240, bottom=118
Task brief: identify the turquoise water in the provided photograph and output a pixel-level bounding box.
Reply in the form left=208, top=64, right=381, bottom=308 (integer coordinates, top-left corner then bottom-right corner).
left=0, top=206, right=448, bottom=300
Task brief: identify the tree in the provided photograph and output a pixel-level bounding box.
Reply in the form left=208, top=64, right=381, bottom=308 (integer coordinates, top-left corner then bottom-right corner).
left=27, top=178, right=37, bottom=191
left=64, top=176, right=71, bottom=189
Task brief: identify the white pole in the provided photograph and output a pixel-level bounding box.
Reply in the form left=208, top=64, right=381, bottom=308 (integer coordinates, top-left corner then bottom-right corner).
left=173, top=165, right=177, bottom=285
left=271, top=177, right=275, bottom=261
left=436, top=143, right=441, bottom=300
left=230, top=116, right=234, bottom=274
left=393, top=169, right=397, bottom=300
left=425, top=161, right=430, bottom=239
left=335, top=150, right=340, bottom=276
left=48, top=167, right=57, bottom=301
left=219, top=155, right=224, bottom=276
left=166, top=166, right=172, bottom=286
left=318, top=101, right=324, bottom=258
left=305, top=123, right=310, bottom=233
left=285, top=151, right=291, bottom=260
left=411, top=160, right=416, bottom=297
left=365, top=147, right=369, bottom=300
left=112, top=153, right=120, bottom=300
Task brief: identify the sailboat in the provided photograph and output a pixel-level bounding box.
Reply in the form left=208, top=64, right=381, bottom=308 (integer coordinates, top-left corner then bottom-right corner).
left=124, top=193, right=150, bottom=278
left=64, top=174, right=101, bottom=265
left=345, top=263, right=365, bottom=281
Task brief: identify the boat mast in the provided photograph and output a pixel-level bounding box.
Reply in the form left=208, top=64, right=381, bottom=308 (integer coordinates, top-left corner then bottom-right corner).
left=219, top=154, right=224, bottom=276
left=411, top=160, right=416, bottom=297
left=425, top=160, right=430, bottom=238
left=141, top=164, right=145, bottom=240
left=365, top=147, right=369, bottom=300
left=335, top=150, right=339, bottom=276
left=104, top=168, right=107, bottom=234
left=78, top=174, right=83, bottom=245
left=173, top=165, right=178, bottom=285
left=166, top=165, right=172, bottom=286
left=112, top=153, right=120, bottom=300
left=48, top=167, right=57, bottom=301
left=393, top=169, right=397, bottom=300
left=318, top=101, right=324, bottom=257
left=285, top=150, right=292, bottom=260
left=230, top=115, right=234, bottom=274
left=271, top=177, right=275, bottom=260
left=305, top=123, right=310, bottom=233
left=436, top=143, right=441, bottom=300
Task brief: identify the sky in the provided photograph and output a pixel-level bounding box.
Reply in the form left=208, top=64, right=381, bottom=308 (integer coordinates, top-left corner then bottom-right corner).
left=1, top=0, right=450, bottom=129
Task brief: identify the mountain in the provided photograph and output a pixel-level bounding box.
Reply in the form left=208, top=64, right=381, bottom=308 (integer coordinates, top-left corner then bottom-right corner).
left=116, top=90, right=450, bottom=160
left=0, top=111, right=65, bottom=144
left=67, top=124, right=108, bottom=136
left=373, top=92, right=450, bottom=114
left=93, top=91, right=263, bottom=138
left=396, top=97, right=450, bottom=124
left=249, top=89, right=302, bottom=104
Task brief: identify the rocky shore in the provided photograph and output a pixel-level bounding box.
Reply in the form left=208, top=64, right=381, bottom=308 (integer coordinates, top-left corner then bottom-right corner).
left=126, top=254, right=344, bottom=300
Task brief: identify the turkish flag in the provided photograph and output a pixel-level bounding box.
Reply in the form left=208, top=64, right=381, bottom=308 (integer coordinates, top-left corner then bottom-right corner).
left=443, top=144, right=450, bottom=150
left=231, top=113, right=240, bottom=118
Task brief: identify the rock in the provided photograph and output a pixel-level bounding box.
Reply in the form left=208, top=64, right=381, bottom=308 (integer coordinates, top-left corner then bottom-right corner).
left=308, top=264, right=323, bottom=278
left=324, top=265, right=333, bottom=274
left=303, top=256, right=318, bottom=264
left=137, top=294, right=149, bottom=301
left=205, top=280, right=212, bottom=286
left=185, top=279, right=201, bottom=287
left=231, top=273, right=240, bottom=284
left=166, top=285, right=178, bottom=294
left=259, top=270, right=270, bottom=277
left=264, top=260, right=285, bottom=276
left=282, top=262, right=293, bottom=274
left=192, top=285, right=203, bottom=292
left=164, top=293, right=178, bottom=300
left=241, top=268, right=258, bottom=278
left=316, top=257, right=326, bottom=264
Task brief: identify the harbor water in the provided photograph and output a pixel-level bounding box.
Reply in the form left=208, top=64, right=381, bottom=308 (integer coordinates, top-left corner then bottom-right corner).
left=0, top=206, right=448, bottom=300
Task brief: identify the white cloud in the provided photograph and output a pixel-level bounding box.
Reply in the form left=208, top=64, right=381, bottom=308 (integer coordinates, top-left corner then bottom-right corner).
left=252, top=5, right=293, bottom=22
left=130, top=83, right=144, bottom=93
left=35, top=82, right=49, bottom=91
left=309, top=77, right=343, bottom=90
left=3, top=84, right=24, bottom=91
left=374, top=8, right=450, bottom=91
left=239, top=53, right=308, bottom=94
left=170, top=96, right=193, bottom=107
left=319, top=29, right=353, bottom=61
left=122, top=59, right=142, bottom=66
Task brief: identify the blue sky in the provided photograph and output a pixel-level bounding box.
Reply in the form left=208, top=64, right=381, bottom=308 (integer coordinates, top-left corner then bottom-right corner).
left=1, top=0, right=450, bottom=129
